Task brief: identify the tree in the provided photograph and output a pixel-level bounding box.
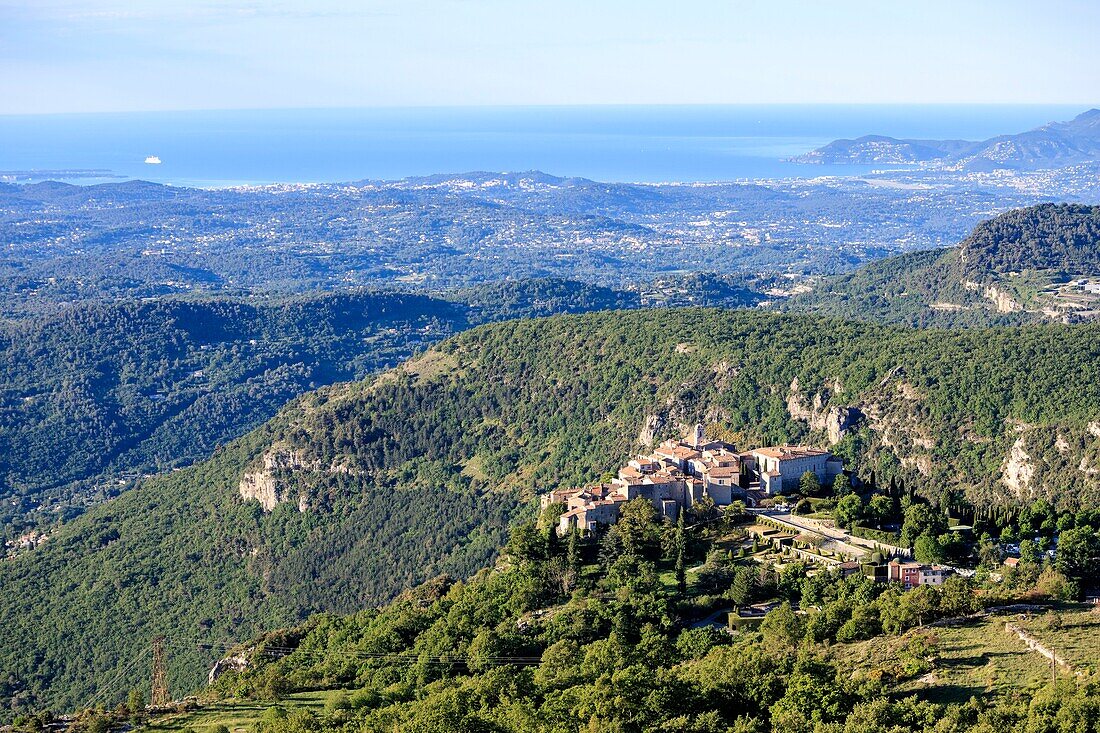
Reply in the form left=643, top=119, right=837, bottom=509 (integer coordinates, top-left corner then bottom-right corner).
left=598, top=526, right=623, bottom=570
left=729, top=565, right=758, bottom=605
left=261, top=706, right=288, bottom=724
left=978, top=535, right=1003, bottom=567
left=900, top=503, right=947, bottom=547
left=675, top=627, right=727, bottom=660
left=466, top=629, right=506, bottom=673
left=567, top=527, right=582, bottom=576
left=723, top=500, right=747, bottom=523
left=913, top=534, right=945, bottom=564
left=690, top=495, right=717, bottom=523
left=617, top=498, right=659, bottom=556
left=126, top=689, right=145, bottom=720
left=769, top=669, right=848, bottom=733
left=1035, top=566, right=1076, bottom=601
left=1055, top=527, right=1100, bottom=583
left=534, top=639, right=581, bottom=688
left=834, top=494, right=863, bottom=530
left=867, top=495, right=893, bottom=529
left=546, top=555, right=578, bottom=596
left=1019, top=538, right=1040, bottom=567
left=799, top=471, right=822, bottom=497
left=898, top=585, right=938, bottom=628
left=507, top=521, right=546, bottom=565
left=760, top=602, right=803, bottom=649
left=937, top=576, right=977, bottom=617
left=831, top=473, right=852, bottom=497
left=673, top=514, right=687, bottom=595
left=835, top=604, right=881, bottom=642
left=695, top=550, right=734, bottom=593
left=877, top=588, right=906, bottom=634
left=86, top=718, right=111, bottom=733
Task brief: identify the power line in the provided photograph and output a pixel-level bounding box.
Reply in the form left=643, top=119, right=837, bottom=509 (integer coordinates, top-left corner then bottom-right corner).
left=164, top=635, right=545, bottom=667
left=83, top=645, right=150, bottom=711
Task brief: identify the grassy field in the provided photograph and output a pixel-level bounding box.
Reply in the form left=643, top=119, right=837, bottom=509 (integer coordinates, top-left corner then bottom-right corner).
left=145, top=691, right=339, bottom=733
left=1017, top=606, right=1100, bottom=673
left=836, top=612, right=1074, bottom=705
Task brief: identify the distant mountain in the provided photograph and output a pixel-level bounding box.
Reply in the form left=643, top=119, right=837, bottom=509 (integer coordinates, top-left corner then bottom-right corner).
left=790, top=204, right=1100, bottom=325
left=794, top=109, right=1100, bottom=170
left=794, top=135, right=972, bottom=165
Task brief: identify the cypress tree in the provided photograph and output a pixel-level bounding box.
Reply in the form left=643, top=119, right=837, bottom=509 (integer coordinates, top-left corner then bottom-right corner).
left=567, top=527, right=581, bottom=575
left=674, top=513, right=687, bottom=595
left=547, top=522, right=561, bottom=558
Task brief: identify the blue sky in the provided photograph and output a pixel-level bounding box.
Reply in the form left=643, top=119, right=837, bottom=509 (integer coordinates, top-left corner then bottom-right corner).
left=2, top=0, right=1099, bottom=113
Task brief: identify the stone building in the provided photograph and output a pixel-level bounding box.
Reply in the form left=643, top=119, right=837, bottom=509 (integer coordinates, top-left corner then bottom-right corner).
left=751, top=445, right=843, bottom=495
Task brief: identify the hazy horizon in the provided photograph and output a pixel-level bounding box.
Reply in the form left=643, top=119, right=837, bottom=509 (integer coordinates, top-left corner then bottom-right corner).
left=3, top=101, right=1100, bottom=118
left=3, top=0, right=1100, bottom=115
left=1, top=103, right=1087, bottom=187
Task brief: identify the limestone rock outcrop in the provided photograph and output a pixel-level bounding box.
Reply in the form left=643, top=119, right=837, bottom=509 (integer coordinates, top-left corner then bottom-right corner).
left=786, top=378, right=860, bottom=445
left=238, top=447, right=318, bottom=512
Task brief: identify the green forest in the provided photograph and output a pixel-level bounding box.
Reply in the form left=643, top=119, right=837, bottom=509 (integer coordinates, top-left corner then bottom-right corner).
left=0, top=291, right=462, bottom=531
left=0, top=278, right=668, bottom=537
left=954, top=203, right=1100, bottom=276
left=85, top=504, right=1100, bottom=732
left=3, top=308, right=1100, bottom=715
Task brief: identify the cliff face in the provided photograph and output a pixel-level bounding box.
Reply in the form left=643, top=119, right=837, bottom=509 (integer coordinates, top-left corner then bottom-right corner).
left=1001, top=437, right=1036, bottom=498
left=785, top=377, right=859, bottom=446
left=238, top=447, right=322, bottom=512
left=983, top=285, right=1024, bottom=314
left=785, top=371, right=1100, bottom=506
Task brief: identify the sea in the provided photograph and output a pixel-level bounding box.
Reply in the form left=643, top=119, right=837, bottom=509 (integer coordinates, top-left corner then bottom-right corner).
left=0, top=104, right=1086, bottom=188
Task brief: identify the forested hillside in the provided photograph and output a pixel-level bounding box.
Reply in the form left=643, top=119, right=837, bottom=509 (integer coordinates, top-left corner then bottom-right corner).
left=954, top=203, right=1100, bottom=275
left=791, top=204, right=1100, bottom=325
left=0, top=279, right=670, bottom=538
left=0, top=291, right=463, bottom=534
left=3, top=309, right=1100, bottom=715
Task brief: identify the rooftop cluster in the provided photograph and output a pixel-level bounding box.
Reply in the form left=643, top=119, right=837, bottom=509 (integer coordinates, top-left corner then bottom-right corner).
left=544, top=424, right=843, bottom=534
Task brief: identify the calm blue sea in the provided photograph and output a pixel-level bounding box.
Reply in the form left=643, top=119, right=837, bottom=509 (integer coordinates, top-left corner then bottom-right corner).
left=0, top=105, right=1085, bottom=187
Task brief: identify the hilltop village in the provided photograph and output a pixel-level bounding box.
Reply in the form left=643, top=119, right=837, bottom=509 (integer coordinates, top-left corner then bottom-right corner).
left=543, top=426, right=963, bottom=591
left=544, top=425, right=843, bottom=534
